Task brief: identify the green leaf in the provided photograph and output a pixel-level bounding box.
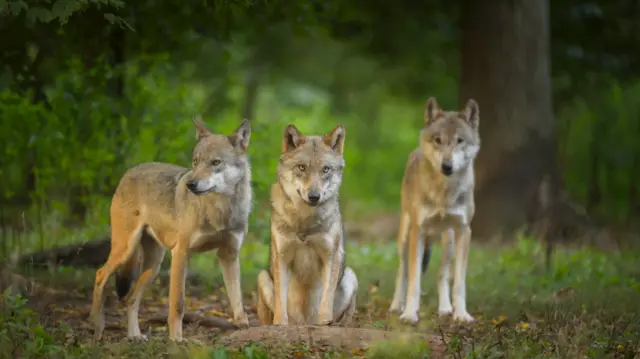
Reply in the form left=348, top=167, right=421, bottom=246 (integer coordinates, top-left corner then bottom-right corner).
left=51, top=0, right=81, bottom=24
left=26, top=6, right=53, bottom=23
left=8, top=0, right=28, bottom=15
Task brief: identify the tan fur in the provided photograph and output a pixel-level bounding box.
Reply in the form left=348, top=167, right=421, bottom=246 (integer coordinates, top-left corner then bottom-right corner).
left=256, top=124, right=358, bottom=326
left=90, top=118, right=253, bottom=342
left=389, top=98, right=481, bottom=325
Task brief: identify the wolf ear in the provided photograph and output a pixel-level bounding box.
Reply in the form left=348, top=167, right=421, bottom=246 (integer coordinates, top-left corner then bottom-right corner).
left=193, top=115, right=211, bottom=141
left=323, top=124, right=346, bottom=154
left=282, top=124, right=304, bottom=153
left=463, top=99, right=480, bottom=129
left=229, top=119, right=251, bottom=152
left=425, top=97, right=440, bottom=125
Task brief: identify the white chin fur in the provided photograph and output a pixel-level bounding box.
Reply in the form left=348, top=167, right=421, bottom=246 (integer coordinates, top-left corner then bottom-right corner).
left=196, top=172, right=224, bottom=193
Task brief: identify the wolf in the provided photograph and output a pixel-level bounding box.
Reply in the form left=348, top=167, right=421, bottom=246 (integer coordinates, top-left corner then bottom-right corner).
left=90, top=118, right=253, bottom=342
left=255, top=124, right=358, bottom=326
left=388, top=97, right=481, bottom=325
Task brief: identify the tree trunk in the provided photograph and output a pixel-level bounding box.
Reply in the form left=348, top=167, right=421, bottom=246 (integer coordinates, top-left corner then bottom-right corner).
left=460, top=0, right=556, bottom=241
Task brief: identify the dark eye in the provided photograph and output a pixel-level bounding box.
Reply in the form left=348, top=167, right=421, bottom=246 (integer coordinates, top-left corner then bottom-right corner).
left=298, top=164, right=307, bottom=172
left=322, top=166, right=331, bottom=174
left=192, top=159, right=198, bottom=166
left=457, top=137, right=464, bottom=144
left=211, top=159, right=221, bottom=166
left=434, top=137, right=442, bottom=145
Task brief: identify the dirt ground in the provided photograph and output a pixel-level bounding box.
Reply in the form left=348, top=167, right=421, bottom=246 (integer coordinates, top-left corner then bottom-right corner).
left=12, top=269, right=446, bottom=358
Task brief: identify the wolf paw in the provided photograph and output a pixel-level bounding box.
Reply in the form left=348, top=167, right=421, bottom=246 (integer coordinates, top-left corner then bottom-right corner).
left=127, top=334, right=148, bottom=342
left=453, top=311, right=474, bottom=323
left=234, top=313, right=250, bottom=328
left=318, top=313, right=334, bottom=326
left=92, top=331, right=104, bottom=342
left=388, top=301, right=404, bottom=314
left=320, top=320, right=334, bottom=326
left=273, top=315, right=289, bottom=325
left=399, top=311, right=419, bottom=325
left=438, top=304, right=453, bottom=317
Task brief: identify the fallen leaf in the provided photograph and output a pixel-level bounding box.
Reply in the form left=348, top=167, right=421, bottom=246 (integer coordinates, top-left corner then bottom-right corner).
left=208, top=310, right=228, bottom=317
left=492, top=315, right=507, bottom=327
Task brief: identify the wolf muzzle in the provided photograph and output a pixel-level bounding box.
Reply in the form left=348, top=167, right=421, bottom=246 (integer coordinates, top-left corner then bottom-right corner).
left=307, top=190, right=321, bottom=205
left=441, top=160, right=453, bottom=176
left=297, top=188, right=322, bottom=206
left=186, top=179, right=210, bottom=195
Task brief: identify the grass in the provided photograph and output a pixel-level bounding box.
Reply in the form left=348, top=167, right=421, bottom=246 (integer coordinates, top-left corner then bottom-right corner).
left=2, top=225, right=640, bottom=358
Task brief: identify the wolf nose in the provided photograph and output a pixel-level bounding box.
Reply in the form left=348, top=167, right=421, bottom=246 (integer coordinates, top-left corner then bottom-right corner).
left=441, top=161, right=453, bottom=176
left=186, top=180, right=198, bottom=191
left=307, top=192, right=321, bottom=204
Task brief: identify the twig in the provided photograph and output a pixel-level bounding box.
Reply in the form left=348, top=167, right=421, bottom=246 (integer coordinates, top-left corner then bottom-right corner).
left=145, top=311, right=239, bottom=331
left=437, top=324, right=462, bottom=359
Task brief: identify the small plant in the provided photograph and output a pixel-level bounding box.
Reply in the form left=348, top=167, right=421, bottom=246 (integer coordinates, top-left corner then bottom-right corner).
left=0, top=290, right=65, bottom=359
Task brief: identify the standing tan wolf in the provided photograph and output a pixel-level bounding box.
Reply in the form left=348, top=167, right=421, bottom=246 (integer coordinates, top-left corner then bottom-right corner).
left=90, top=118, right=252, bottom=342
left=256, top=124, right=358, bottom=326
left=388, top=98, right=481, bottom=325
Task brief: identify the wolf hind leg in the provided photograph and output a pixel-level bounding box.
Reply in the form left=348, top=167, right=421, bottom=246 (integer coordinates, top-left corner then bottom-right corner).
left=333, top=267, right=358, bottom=325
left=389, top=211, right=410, bottom=313
left=90, top=221, right=144, bottom=341
left=124, top=232, right=166, bottom=340
left=257, top=269, right=274, bottom=325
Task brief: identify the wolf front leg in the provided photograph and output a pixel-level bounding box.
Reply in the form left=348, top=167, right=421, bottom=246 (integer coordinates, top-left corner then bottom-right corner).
left=452, top=225, right=474, bottom=322
left=168, top=244, right=189, bottom=341
left=437, top=229, right=454, bottom=317
left=318, top=239, right=344, bottom=325
left=217, top=231, right=249, bottom=328
left=272, top=236, right=290, bottom=325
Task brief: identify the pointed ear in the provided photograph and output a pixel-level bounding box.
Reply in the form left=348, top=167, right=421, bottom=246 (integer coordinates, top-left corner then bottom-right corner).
left=282, top=124, right=304, bottom=153
left=323, top=124, right=346, bottom=154
left=229, top=119, right=251, bottom=152
left=463, top=99, right=480, bottom=129
left=193, top=115, right=211, bottom=141
left=425, top=97, right=440, bottom=125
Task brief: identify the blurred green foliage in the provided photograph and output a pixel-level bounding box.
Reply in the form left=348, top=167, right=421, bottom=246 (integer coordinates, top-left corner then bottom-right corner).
left=0, top=0, right=639, bottom=253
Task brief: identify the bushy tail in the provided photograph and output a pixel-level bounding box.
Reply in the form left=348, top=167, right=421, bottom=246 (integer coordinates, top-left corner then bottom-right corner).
left=114, top=246, right=141, bottom=301
left=421, top=242, right=432, bottom=273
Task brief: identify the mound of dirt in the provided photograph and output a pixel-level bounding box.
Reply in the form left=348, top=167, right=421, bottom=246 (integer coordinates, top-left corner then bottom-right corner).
left=222, top=325, right=445, bottom=355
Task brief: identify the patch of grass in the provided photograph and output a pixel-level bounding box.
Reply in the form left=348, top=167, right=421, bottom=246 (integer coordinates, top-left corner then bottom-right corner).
left=365, top=338, right=430, bottom=359
left=6, top=235, right=640, bottom=358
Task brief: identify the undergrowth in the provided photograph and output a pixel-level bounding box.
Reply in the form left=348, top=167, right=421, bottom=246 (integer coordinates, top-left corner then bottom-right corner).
left=1, top=234, right=639, bottom=358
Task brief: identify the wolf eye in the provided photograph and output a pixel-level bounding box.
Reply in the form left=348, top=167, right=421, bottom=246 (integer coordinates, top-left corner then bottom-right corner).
left=457, top=137, right=464, bottom=144
left=211, top=159, right=221, bottom=166
left=298, top=164, right=307, bottom=172
left=322, top=166, right=331, bottom=174
left=434, top=137, right=442, bottom=145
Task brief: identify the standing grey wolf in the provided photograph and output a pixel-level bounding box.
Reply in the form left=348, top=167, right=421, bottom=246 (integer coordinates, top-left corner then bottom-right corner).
left=388, top=98, right=481, bottom=325
left=90, top=118, right=253, bottom=342
left=256, top=124, right=358, bottom=326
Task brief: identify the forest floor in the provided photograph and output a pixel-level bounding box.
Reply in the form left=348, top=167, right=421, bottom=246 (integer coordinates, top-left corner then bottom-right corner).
left=2, top=218, right=640, bottom=359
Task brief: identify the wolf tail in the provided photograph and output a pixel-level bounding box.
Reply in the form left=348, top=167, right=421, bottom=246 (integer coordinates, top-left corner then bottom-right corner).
left=421, top=242, right=432, bottom=273
left=114, top=245, right=141, bottom=301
